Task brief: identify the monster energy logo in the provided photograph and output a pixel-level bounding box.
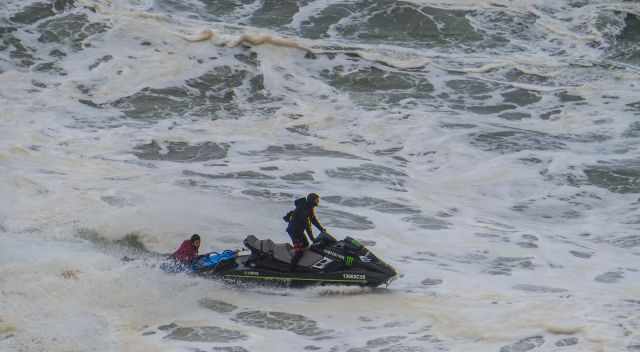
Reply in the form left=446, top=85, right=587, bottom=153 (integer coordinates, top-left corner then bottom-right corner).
left=345, top=256, right=354, bottom=266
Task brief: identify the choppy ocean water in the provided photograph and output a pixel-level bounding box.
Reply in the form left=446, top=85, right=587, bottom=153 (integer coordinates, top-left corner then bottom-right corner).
left=1, top=0, right=640, bottom=351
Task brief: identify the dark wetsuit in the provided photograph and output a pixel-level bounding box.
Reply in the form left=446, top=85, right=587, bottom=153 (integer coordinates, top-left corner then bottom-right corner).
left=285, top=197, right=325, bottom=270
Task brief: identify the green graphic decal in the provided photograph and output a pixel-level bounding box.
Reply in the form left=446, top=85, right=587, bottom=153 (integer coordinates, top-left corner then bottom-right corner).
left=345, top=256, right=354, bottom=266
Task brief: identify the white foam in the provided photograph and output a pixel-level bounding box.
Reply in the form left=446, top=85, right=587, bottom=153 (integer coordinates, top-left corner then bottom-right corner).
left=2, top=0, right=640, bottom=351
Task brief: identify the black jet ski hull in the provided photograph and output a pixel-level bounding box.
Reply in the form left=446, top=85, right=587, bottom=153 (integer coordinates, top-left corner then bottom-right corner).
left=194, top=255, right=396, bottom=287
left=227, top=258, right=392, bottom=287
left=188, top=234, right=398, bottom=288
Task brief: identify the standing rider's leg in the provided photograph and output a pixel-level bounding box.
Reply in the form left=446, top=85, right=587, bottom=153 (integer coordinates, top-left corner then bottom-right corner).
left=288, top=231, right=305, bottom=272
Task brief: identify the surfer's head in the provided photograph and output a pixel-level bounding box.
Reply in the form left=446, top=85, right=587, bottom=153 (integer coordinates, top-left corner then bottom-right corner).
left=191, top=233, right=201, bottom=249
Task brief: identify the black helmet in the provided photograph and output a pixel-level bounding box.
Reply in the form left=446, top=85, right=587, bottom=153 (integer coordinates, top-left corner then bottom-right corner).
left=191, top=234, right=201, bottom=242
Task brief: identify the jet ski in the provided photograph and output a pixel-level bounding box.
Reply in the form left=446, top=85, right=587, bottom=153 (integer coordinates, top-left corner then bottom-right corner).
left=188, top=232, right=398, bottom=287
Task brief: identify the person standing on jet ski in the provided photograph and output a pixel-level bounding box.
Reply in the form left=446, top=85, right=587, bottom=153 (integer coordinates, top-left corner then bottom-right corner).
left=283, top=193, right=326, bottom=271
left=171, top=234, right=201, bottom=264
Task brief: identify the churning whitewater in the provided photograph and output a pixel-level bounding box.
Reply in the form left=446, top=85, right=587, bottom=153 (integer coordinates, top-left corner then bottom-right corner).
left=1, top=0, right=640, bottom=351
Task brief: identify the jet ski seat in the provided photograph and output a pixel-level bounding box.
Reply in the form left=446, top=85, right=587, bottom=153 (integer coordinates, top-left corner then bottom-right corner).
left=244, top=235, right=293, bottom=263
left=244, top=235, right=324, bottom=266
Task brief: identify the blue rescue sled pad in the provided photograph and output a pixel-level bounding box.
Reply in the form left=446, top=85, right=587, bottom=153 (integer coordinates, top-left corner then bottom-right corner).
left=192, top=250, right=238, bottom=272
left=160, top=249, right=238, bottom=274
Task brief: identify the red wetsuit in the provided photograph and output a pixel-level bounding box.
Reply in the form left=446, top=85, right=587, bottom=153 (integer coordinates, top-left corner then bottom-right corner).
left=172, top=240, right=198, bottom=263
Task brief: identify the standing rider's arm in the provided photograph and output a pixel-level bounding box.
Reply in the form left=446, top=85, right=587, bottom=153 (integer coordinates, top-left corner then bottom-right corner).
left=309, top=208, right=326, bottom=233
left=305, top=219, right=315, bottom=241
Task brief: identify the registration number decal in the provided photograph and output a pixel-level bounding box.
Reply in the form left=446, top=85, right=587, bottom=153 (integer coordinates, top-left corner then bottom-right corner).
left=343, top=273, right=366, bottom=280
